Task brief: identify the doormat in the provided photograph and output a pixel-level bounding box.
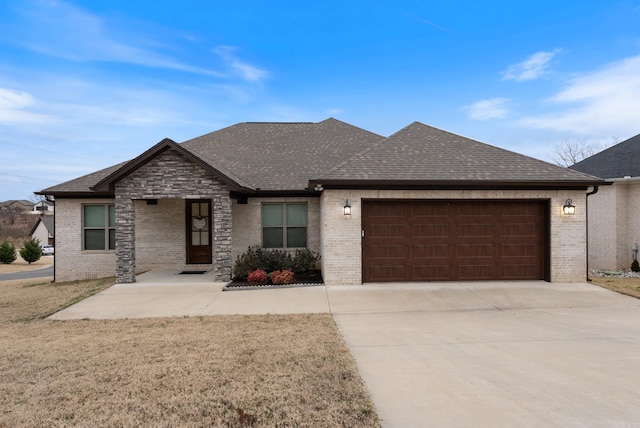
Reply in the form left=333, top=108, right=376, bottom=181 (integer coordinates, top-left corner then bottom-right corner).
left=178, top=270, right=208, bottom=275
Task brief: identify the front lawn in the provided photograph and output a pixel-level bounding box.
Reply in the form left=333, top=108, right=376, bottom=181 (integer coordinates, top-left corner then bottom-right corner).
left=0, top=278, right=379, bottom=427
left=589, top=275, right=640, bottom=299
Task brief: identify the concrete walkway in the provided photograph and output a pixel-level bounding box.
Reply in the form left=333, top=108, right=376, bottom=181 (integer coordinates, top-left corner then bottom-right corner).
left=49, top=275, right=640, bottom=427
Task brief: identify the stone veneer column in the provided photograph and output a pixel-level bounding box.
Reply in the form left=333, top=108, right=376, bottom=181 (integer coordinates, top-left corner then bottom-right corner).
left=115, top=195, right=136, bottom=283
left=213, top=193, right=232, bottom=281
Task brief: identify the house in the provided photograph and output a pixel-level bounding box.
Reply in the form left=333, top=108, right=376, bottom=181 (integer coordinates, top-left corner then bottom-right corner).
left=38, top=118, right=604, bottom=285
left=30, top=215, right=55, bottom=246
left=31, top=200, right=54, bottom=214
left=1, top=200, right=34, bottom=213
left=570, top=133, right=640, bottom=270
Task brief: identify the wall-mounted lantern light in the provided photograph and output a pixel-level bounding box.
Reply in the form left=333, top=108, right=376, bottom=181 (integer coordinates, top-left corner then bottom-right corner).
left=562, top=199, right=575, bottom=215
left=343, top=199, right=351, bottom=216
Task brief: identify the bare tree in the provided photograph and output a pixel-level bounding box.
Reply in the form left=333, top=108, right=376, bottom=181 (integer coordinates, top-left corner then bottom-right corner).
left=553, top=137, right=618, bottom=167
left=6, top=205, right=19, bottom=226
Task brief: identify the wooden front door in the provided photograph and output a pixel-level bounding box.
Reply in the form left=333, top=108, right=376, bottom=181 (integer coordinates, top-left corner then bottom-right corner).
left=362, top=200, right=548, bottom=282
left=186, top=200, right=212, bottom=264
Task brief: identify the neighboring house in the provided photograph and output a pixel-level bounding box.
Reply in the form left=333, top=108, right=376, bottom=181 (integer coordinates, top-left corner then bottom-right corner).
left=30, top=215, right=55, bottom=246
left=38, top=118, right=604, bottom=285
left=1, top=200, right=34, bottom=213
left=570, top=133, right=640, bottom=270
left=31, top=200, right=54, bottom=214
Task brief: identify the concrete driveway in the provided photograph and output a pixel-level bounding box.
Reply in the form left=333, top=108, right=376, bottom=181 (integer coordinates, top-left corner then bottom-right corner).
left=330, top=282, right=640, bottom=427
left=50, top=276, right=640, bottom=427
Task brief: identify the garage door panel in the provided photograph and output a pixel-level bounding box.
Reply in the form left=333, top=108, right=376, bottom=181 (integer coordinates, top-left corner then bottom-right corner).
left=363, top=200, right=548, bottom=282
left=412, top=243, right=450, bottom=259
left=502, top=263, right=540, bottom=279
left=501, top=222, right=538, bottom=237
left=369, top=223, right=406, bottom=238
left=457, top=223, right=494, bottom=238
left=457, top=243, right=496, bottom=258
left=501, top=243, right=538, bottom=258
left=412, top=223, right=450, bottom=237
left=367, top=244, right=406, bottom=259
left=412, top=265, right=451, bottom=281
left=366, top=265, right=407, bottom=282
left=457, top=263, right=496, bottom=280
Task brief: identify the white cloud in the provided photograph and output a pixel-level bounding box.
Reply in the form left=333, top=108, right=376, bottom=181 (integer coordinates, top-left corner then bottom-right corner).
left=326, top=108, right=343, bottom=115
left=463, top=98, right=510, bottom=120
left=519, top=55, right=640, bottom=135
left=5, top=0, right=224, bottom=77
left=502, top=50, right=560, bottom=82
left=214, top=45, right=269, bottom=83
left=0, top=87, right=53, bottom=124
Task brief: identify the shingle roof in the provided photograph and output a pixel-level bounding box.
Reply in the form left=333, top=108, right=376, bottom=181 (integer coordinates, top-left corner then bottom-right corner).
left=570, top=133, right=640, bottom=179
left=314, top=122, right=603, bottom=186
left=180, top=118, right=385, bottom=191
left=30, top=215, right=54, bottom=237
left=39, top=162, right=128, bottom=196
left=40, top=118, right=385, bottom=195
left=39, top=119, right=604, bottom=196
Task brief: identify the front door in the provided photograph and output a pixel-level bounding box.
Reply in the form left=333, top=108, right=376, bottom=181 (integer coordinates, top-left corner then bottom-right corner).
left=186, top=199, right=212, bottom=264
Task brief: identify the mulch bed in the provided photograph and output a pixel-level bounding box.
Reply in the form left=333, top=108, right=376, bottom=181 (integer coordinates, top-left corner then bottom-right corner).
left=224, top=270, right=324, bottom=291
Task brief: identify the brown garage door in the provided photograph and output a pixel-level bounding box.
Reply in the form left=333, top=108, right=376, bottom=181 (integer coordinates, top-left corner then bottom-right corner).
left=362, top=200, right=548, bottom=282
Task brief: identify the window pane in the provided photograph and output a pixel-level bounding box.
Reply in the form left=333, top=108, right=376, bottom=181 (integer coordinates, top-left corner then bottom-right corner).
left=85, top=229, right=105, bottom=250
left=287, top=227, right=307, bottom=247
left=262, top=204, right=283, bottom=226
left=263, top=227, right=284, bottom=248
left=84, top=205, right=105, bottom=227
left=192, top=231, right=201, bottom=246
left=286, top=204, right=307, bottom=226
left=109, top=229, right=115, bottom=250
left=201, top=231, right=209, bottom=245
left=108, top=205, right=115, bottom=227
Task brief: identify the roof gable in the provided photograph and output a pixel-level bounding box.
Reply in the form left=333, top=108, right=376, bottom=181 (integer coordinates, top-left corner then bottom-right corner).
left=570, top=133, right=640, bottom=179
left=313, top=122, right=603, bottom=188
left=91, top=138, right=253, bottom=193
left=30, top=215, right=54, bottom=236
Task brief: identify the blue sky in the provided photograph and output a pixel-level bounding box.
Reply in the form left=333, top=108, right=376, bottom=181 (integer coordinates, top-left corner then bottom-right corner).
left=1, top=0, right=639, bottom=201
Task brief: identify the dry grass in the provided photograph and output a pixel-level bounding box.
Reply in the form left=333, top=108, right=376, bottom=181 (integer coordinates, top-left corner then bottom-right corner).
left=0, top=278, right=379, bottom=427
left=589, top=276, right=640, bottom=299
left=0, top=253, right=54, bottom=274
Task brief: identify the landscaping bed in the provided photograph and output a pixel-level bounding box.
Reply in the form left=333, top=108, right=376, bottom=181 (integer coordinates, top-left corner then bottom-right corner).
left=224, top=270, right=324, bottom=290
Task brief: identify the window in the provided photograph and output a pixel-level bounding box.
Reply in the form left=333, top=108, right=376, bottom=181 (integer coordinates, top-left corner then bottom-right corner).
left=83, top=204, right=115, bottom=250
left=262, top=203, right=307, bottom=248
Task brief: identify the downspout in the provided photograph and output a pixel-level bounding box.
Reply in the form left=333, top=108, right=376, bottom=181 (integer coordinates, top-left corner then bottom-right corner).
left=585, top=186, right=599, bottom=281
left=45, top=195, right=55, bottom=283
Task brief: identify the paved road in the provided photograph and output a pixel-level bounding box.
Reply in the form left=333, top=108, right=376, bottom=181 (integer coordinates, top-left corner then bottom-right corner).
left=0, top=265, right=53, bottom=281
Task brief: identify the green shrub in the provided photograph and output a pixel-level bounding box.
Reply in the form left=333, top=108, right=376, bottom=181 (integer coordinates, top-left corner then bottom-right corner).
left=233, top=246, right=293, bottom=280
left=292, top=248, right=321, bottom=273
left=0, top=239, right=17, bottom=264
left=632, top=259, right=640, bottom=272
left=19, top=238, right=42, bottom=264
left=232, top=246, right=322, bottom=281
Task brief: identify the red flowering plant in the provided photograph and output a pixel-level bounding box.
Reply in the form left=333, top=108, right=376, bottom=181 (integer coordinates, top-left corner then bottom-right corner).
left=271, top=269, right=295, bottom=285
left=247, top=269, right=268, bottom=285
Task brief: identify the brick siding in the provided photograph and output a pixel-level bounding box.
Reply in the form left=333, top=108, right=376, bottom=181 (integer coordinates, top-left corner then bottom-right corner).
left=320, top=189, right=588, bottom=285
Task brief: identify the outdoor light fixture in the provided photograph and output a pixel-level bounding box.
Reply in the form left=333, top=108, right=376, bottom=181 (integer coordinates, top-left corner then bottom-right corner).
left=343, top=199, right=351, bottom=216
left=562, top=199, right=575, bottom=215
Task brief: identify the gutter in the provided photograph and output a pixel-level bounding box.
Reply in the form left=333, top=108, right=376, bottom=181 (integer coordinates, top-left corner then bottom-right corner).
left=585, top=186, right=599, bottom=282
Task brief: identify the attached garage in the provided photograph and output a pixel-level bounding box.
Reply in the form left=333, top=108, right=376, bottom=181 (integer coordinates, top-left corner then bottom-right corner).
left=362, top=199, right=549, bottom=282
